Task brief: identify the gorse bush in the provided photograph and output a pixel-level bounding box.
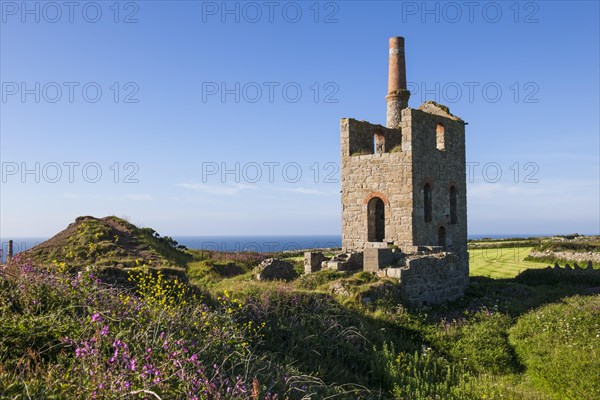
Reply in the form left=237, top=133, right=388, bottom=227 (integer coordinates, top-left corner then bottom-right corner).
left=128, top=268, right=191, bottom=309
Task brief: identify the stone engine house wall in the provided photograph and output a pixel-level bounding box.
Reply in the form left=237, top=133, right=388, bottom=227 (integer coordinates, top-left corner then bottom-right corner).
left=405, top=107, right=468, bottom=259
left=341, top=107, right=468, bottom=258
left=340, top=118, right=414, bottom=252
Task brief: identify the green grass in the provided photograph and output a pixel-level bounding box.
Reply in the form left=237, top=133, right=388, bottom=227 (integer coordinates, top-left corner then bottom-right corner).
left=469, top=247, right=549, bottom=278
left=510, top=295, right=600, bottom=400
left=182, top=245, right=600, bottom=398
left=4, top=242, right=600, bottom=399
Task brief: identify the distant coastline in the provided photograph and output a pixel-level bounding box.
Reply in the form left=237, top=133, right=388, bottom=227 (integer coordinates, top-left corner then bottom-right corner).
left=0, top=233, right=587, bottom=261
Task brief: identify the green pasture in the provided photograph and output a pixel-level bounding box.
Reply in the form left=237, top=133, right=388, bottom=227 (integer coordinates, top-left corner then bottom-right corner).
left=469, top=246, right=549, bottom=278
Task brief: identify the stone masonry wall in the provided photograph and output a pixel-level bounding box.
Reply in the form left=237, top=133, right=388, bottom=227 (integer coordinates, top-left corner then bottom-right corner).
left=341, top=118, right=414, bottom=252
left=340, top=105, right=470, bottom=305
left=398, top=253, right=469, bottom=306
left=402, top=105, right=468, bottom=257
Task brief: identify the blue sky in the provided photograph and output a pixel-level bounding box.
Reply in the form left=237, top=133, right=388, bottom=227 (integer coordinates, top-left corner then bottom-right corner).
left=1, top=0, right=599, bottom=238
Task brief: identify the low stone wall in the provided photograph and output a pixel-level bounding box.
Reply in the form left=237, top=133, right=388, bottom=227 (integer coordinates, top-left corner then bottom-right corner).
left=326, top=252, right=363, bottom=271
left=364, top=248, right=404, bottom=272
left=304, top=251, right=363, bottom=272
left=528, top=250, right=600, bottom=265
left=397, top=253, right=469, bottom=306
left=305, top=249, right=469, bottom=306
left=304, top=252, right=325, bottom=273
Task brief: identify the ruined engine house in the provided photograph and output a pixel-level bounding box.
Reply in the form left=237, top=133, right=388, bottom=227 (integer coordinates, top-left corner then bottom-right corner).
left=306, top=37, right=470, bottom=305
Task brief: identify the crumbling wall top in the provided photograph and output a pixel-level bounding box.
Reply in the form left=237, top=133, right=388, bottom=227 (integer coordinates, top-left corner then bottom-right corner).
left=417, top=101, right=464, bottom=122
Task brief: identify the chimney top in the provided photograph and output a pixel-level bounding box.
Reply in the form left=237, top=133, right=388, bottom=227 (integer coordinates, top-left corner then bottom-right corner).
left=389, top=36, right=405, bottom=48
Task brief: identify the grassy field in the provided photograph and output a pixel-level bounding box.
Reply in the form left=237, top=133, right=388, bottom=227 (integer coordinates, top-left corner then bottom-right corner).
left=3, top=231, right=599, bottom=399
left=469, top=246, right=550, bottom=278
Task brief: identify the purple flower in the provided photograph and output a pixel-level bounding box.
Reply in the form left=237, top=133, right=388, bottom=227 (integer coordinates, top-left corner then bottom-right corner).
left=91, top=313, right=103, bottom=323
left=100, top=325, right=109, bottom=336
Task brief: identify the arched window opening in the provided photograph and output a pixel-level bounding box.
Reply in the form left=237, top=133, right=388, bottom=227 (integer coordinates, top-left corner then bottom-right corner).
left=368, top=197, right=385, bottom=242
left=436, top=123, right=445, bottom=150
left=449, top=186, right=457, bottom=224
left=438, top=226, right=447, bottom=248
left=424, top=183, right=432, bottom=223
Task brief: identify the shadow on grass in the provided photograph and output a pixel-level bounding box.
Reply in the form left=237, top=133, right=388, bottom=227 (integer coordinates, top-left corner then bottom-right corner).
left=428, top=267, right=600, bottom=322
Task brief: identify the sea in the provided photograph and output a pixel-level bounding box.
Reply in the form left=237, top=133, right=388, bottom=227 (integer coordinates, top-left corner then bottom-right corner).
left=0, top=233, right=552, bottom=262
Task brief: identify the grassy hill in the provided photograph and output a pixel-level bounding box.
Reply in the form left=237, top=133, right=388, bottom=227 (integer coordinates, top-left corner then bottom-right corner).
left=20, top=216, right=192, bottom=269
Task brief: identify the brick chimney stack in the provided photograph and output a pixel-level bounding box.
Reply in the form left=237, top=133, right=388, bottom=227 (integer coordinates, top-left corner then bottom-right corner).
left=386, top=36, right=410, bottom=128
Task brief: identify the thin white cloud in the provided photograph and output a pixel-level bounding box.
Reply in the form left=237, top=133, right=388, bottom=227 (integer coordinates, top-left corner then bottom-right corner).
left=176, top=182, right=257, bottom=196
left=275, top=187, right=329, bottom=196
left=62, top=193, right=153, bottom=201
left=126, top=194, right=153, bottom=201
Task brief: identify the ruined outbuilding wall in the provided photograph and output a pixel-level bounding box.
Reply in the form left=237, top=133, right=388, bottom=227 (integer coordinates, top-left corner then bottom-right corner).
left=398, top=254, right=469, bottom=306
